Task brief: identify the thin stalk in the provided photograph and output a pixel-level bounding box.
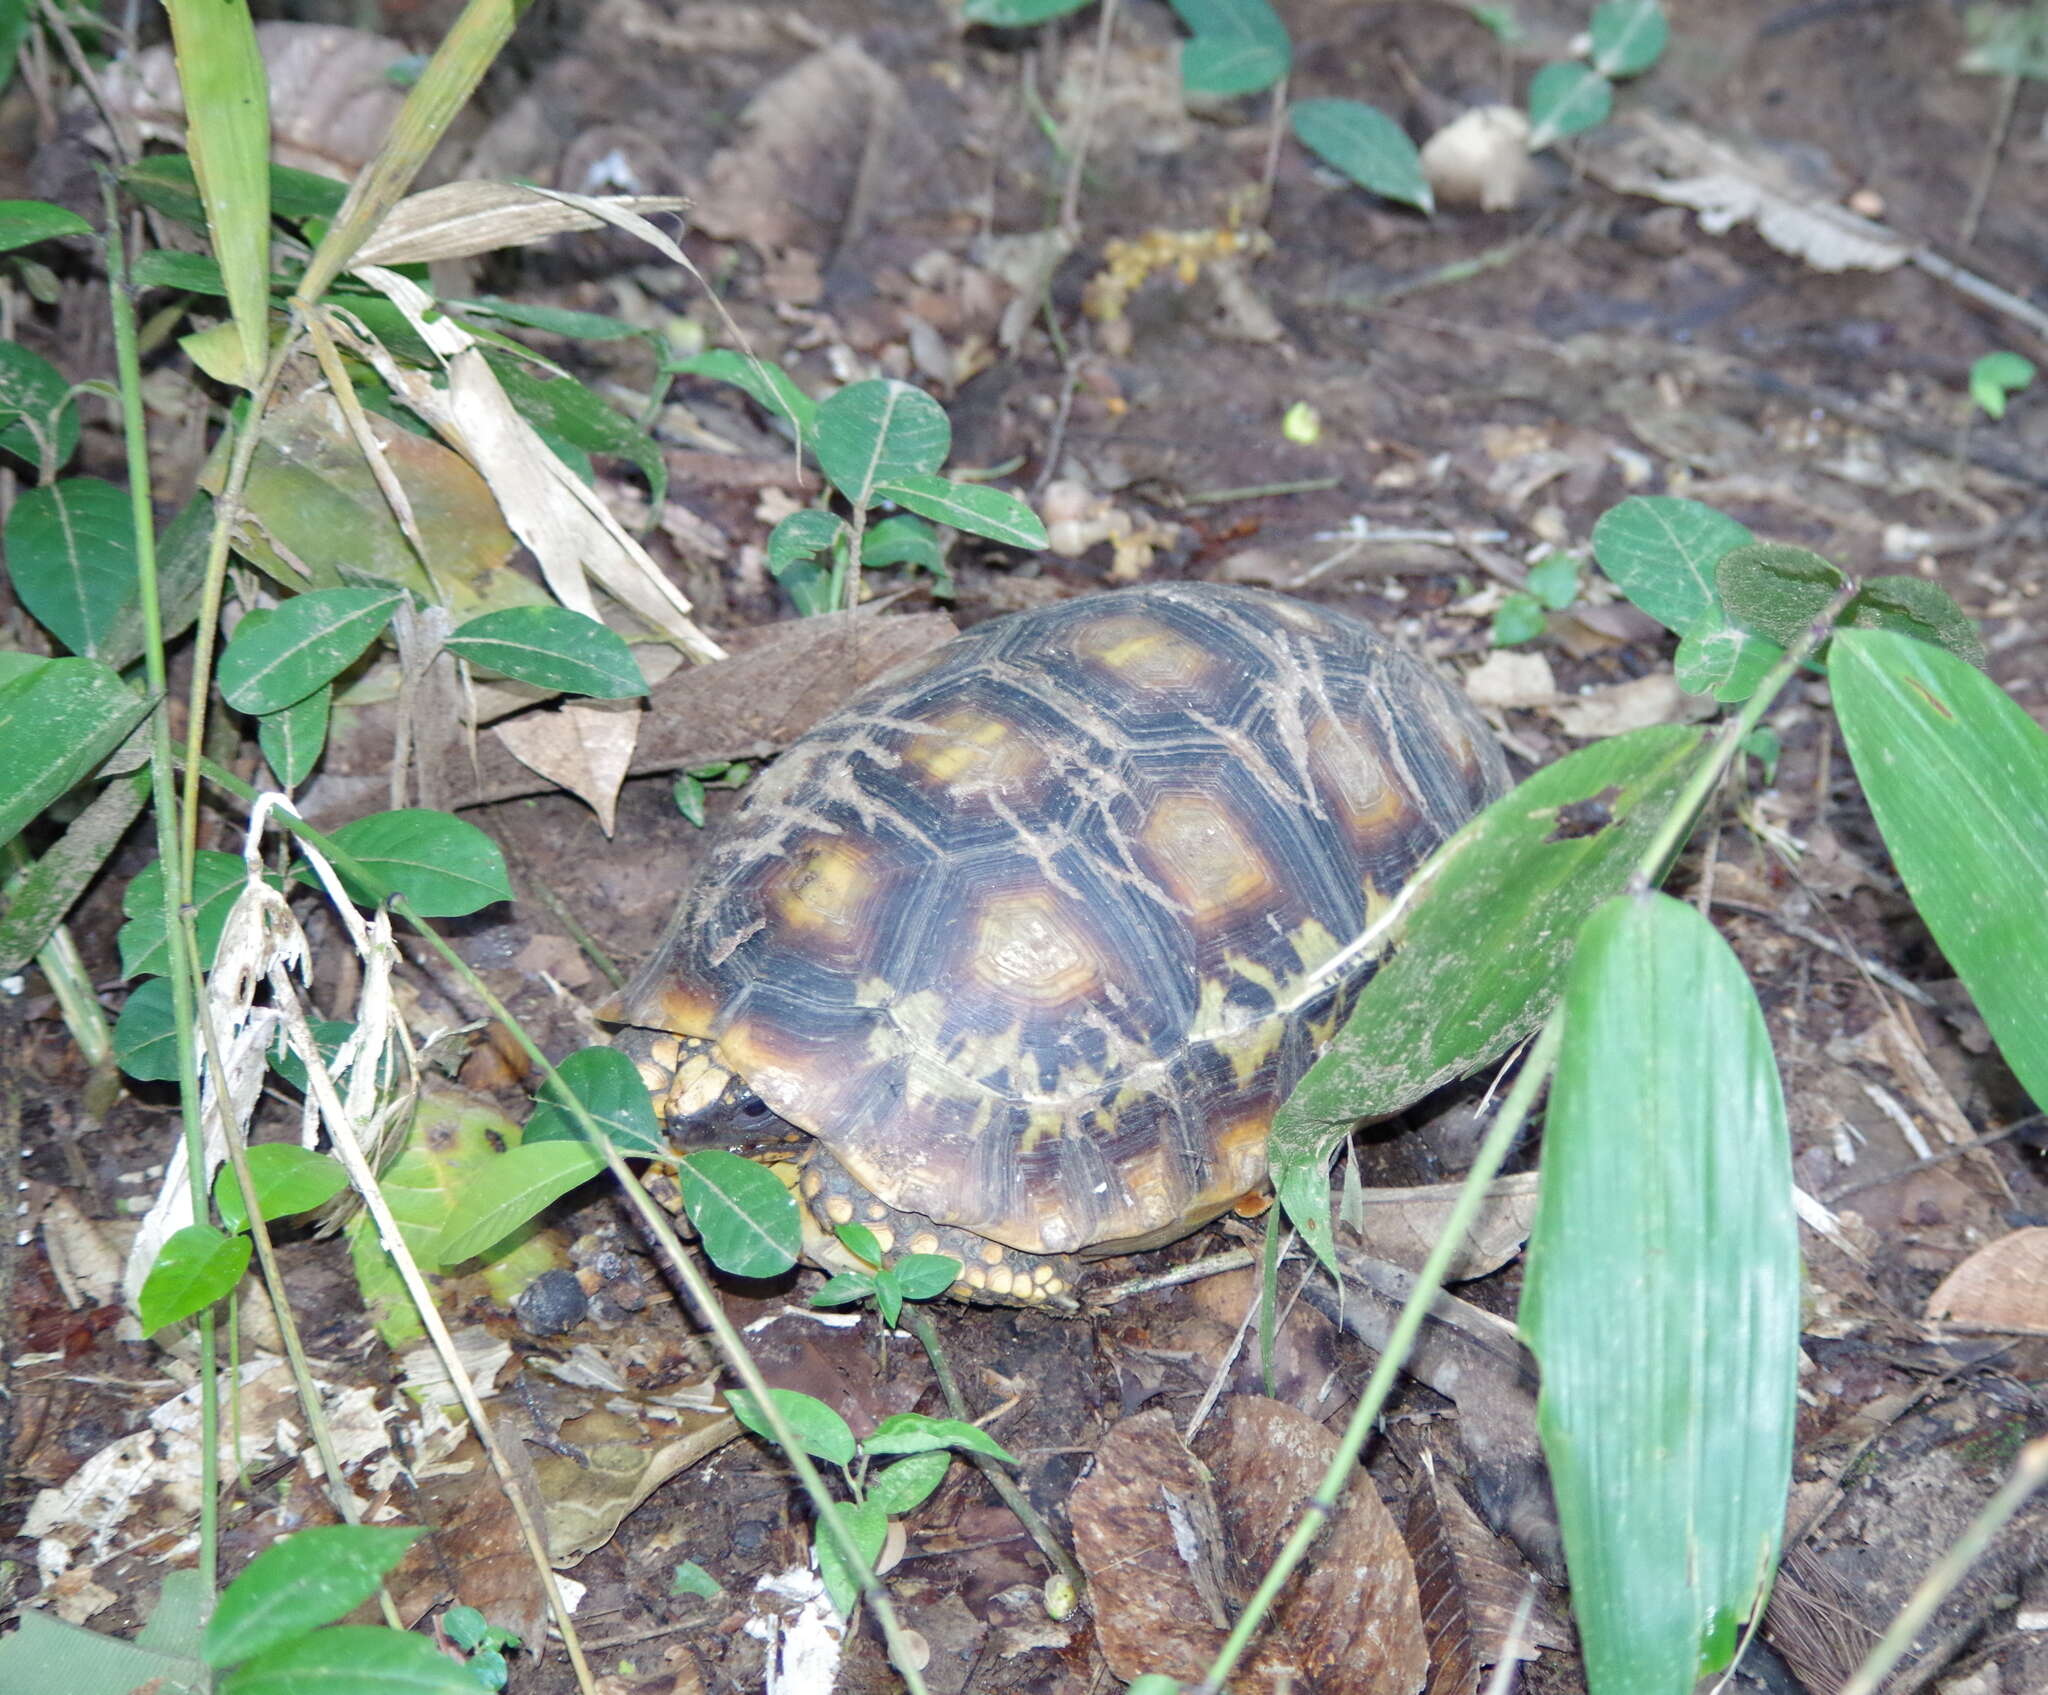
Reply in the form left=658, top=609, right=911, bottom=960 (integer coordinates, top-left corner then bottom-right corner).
left=1193, top=1011, right=1565, bottom=1694
left=104, top=176, right=219, bottom=1597
left=905, top=1308, right=1086, bottom=1598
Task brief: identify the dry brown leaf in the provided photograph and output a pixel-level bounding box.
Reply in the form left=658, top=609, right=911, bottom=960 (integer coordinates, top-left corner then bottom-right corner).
left=493, top=703, right=642, bottom=835
left=1545, top=672, right=1712, bottom=740
left=1353, top=1174, right=1540, bottom=1283
left=1925, top=1227, right=2048, bottom=1334
left=1202, top=1397, right=1429, bottom=1695
left=98, top=24, right=408, bottom=177
left=355, top=182, right=690, bottom=267
left=1463, top=650, right=1557, bottom=712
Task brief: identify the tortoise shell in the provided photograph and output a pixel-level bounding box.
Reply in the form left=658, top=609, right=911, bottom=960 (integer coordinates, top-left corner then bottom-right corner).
left=612, top=582, right=1509, bottom=1263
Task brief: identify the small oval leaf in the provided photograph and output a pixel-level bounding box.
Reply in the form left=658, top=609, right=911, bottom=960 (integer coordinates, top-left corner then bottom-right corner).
left=725, top=1386, right=857, bottom=1467
left=213, top=1145, right=351, bottom=1234
left=217, top=587, right=402, bottom=714
left=327, top=809, right=512, bottom=918
left=444, top=606, right=647, bottom=699
left=815, top=380, right=950, bottom=507
left=139, top=1223, right=252, bottom=1334
left=872, top=473, right=1049, bottom=549
left=675, top=1149, right=802, bottom=1279
left=1290, top=99, right=1432, bottom=212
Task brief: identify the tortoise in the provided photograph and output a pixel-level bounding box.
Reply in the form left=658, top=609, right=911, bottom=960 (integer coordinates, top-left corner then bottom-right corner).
left=605, top=582, right=1509, bottom=1307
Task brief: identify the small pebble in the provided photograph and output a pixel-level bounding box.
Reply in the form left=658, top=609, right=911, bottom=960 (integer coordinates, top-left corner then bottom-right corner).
left=514, top=1268, right=589, bottom=1337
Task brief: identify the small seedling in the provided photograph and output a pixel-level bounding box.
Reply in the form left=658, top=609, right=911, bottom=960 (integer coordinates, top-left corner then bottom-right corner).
left=1969, top=350, right=2035, bottom=420
left=812, top=1222, right=965, bottom=1327
left=673, top=760, right=752, bottom=827
left=1491, top=551, right=1581, bottom=645
left=439, top=1605, right=521, bottom=1691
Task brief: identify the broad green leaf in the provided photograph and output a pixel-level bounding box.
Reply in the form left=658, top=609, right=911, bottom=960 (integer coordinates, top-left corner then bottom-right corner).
left=327, top=809, right=513, bottom=917
left=217, top=587, right=401, bottom=714
left=5, top=477, right=138, bottom=658
left=1270, top=725, right=1709, bottom=1270
left=131, top=249, right=232, bottom=296
left=0, top=657, right=148, bottom=851
left=1589, top=0, right=1668, bottom=77
left=204, top=1526, right=423, bottom=1669
left=865, top=1413, right=1017, bottom=1464
left=1521, top=893, right=1797, bottom=1695
left=1590, top=496, right=1753, bottom=636
left=0, top=199, right=91, bottom=252
left=1841, top=576, right=1987, bottom=668
left=859, top=513, right=945, bottom=573
left=213, top=1145, right=351, bottom=1234
left=114, top=976, right=182, bottom=1081
left=1527, top=63, right=1615, bottom=149
left=893, top=1253, right=963, bottom=1301
left=351, top=1090, right=529, bottom=1302
left=1289, top=100, right=1432, bottom=212
left=489, top=355, right=668, bottom=510
left=219, top=1625, right=477, bottom=1695
left=445, top=606, right=647, bottom=698
left=162, top=0, right=271, bottom=386
left=964, top=0, right=1091, bottom=20
left=453, top=296, right=649, bottom=341
left=435, top=1140, right=606, bottom=1266
left=0, top=1569, right=208, bottom=1693
left=118, top=850, right=248, bottom=979
left=120, top=154, right=346, bottom=230
left=815, top=380, right=950, bottom=508
left=768, top=509, right=847, bottom=576
left=0, top=769, right=150, bottom=977
left=1833, top=629, right=2048, bottom=1110
left=1169, top=0, right=1291, bottom=95
left=865, top=1451, right=951, bottom=1515
left=0, top=339, right=79, bottom=472
left=814, top=1499, right=889, bottom=1621
left=872, top=474, right=1050, bottom=550
left=1714, top=542, right=1845, bottom=648
left=1672, top=615, right=1784, bottom=703
left=258, top=683, right=331, bottom=788
left=139, top=1223, right=252, bottom=1333
left=675, top=1148, right=801, bottom=1279
left=725, top=1387, right=856, bottom=1467
left=524, top=1044, right=664, bottom=1156
left=670, top=349, right=818, bottom=437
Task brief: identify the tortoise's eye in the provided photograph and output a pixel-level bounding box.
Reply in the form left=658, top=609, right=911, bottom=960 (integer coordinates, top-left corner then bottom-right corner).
left=738, top=1097, right=771, bottom=1120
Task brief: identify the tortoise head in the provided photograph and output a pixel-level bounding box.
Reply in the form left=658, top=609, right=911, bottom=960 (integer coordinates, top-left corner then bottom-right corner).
left=622, top=1029, right=794, bottom=1154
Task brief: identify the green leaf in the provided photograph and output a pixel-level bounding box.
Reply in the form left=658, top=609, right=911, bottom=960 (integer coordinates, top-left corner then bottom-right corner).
left=213, top=1145, right=351, bottom=1234
left=864, top=1413, right=1018, bottom=1464
left=139, top=1223, right=252, bottom=1334
left=873, top=1264, right=904, bottom=1327
left=327, top=809, right=512, bottom=918
left=675, top=1149, right=801, bottom=1279
left=859, top=513, right=945, bottom=573
left=1672, top=616, right=1784, bottom=703
left=131, top=248, right=232, bottom=296
left=118, top=849, right=248, bottom=979
left=669, top=349, right=817, bottom=438
left=453, top=296, right=649, bottom=342
left=1289, top=100, right=1431, bottom=212
left=1521, top=893, right=1798, bottom=1695
left=5, top=477, right=138, bottom=658
left=0, top=769, right=150, bottom=978
left=865, top=1450, right=952, bottom=1516
left=0, top=1567, right=208, bottom=1692
left=445, top=606, right=647, bottom=699
left=0, top=199, right=91, bottom=252
left=218, top=587, right=401, bottom=714
left=1169, top=0, right=1292, bottom=95
left=0, top=657, right=149, bottom=852
left=1526, top=551, right=1581, bottom=611
left=259, top=683, right=332, bottom=788
left=1490, top=591, right=1546, bottom=646
left=810, top=1270, right=879, bottom=1308
left=815, top=380, right=950, bottom=509
left=673, top=772, right=708, bottom=826
left=0, top=338, right=79, bottom=472
left=120, top=154, right=347, bottom=228
left=814, top=1499, right=889, bottom=1621
left=963, top=0, right=1091, bottom=20
left=489, top=355, right=668, bottom=510
left=219, top=1625, right=478, bottom=1695
left=1588, top=0, right=1668, bottom=78
left=204, top=1526, right=424, bottom=1669
left=524, top=1044, right=665, bottom=1156
left=893, top=1253, right=964, bottom=1302
left=669, top=1560, right=721, bottom=1599
left=872, top=473, right=1049, bottom=549
left=1526, top=63, right=1615, bottom=150
left=726, top=1387, right=856, bottom=1467
left=434, top=1140, right=606, bottom=1266
left=1969, top=350, right=2034, bottom=419
left=270, top=1019, right=359, bottom=1093
left=1841, top=576, right=1987, bottom=669
left=768, top=509, right=847, bottom=576
left=114, top=976, right=182, bottom=1081
left=1833, top=629, right=2048, bottom=1110
left=834, top=1222, right=884, bottom=1267
left=1270, top=725, right=1709, bottom=1272
left=1714, top=542, right=1846, bottom=648
left=1590, top=496, right=1754, bottom=636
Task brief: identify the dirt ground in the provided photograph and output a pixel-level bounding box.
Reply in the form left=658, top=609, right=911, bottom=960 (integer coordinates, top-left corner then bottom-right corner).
left=5, top=1, right=2048, bottom=1692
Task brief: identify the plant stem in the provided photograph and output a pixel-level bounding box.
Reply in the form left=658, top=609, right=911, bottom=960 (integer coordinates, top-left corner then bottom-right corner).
left=905, top=1308, right=1087, bottom=1598
left=1193, top=1011, right=1565, bottom=1694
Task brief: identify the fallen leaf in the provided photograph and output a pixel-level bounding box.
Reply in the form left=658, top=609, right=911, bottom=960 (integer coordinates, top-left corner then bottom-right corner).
left=1926, top=1227, right=2048, bottom=1334
left=494, top=702, right=642, bottom=835
left=1351, top=1174, right=1541, bottom=1282
left=1463, top=650, right=1558, bottom=712
left=1545, top=672, right=1710, bottom=739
